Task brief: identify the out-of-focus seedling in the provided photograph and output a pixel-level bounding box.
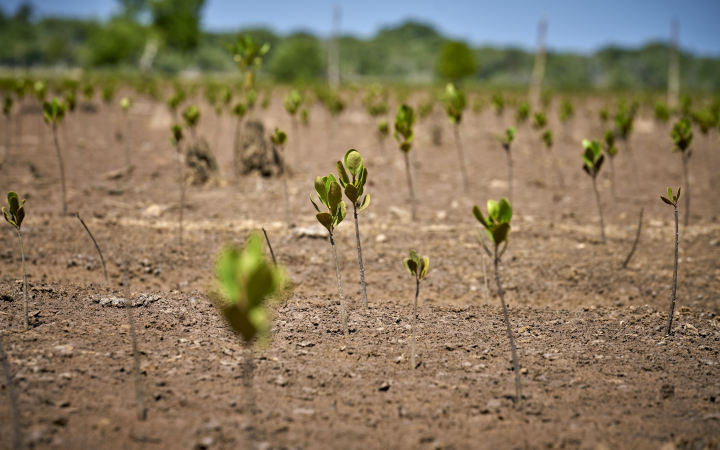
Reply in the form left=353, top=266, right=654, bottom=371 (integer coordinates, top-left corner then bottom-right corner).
left=655, top=102, right=670, bottom=124
left=492, top=93, right=505, bottom=117
left=671, top=118, right=693, bottom=226
left=615, top=103, right=636, bottom=170
left=542, top=129, right=564, bottom=188
left=3, top=191, right=29, bottom=331
left=403, top=250, right=429, bottom=370
left=231, top=101, right=247, bottom=179
left=102, top=82, right=116, bottom=105
left=43, top=98, right=68, bottom=215
left=82, top=83, right=94, bottom=103
left=182, top=104, right=201, bottom=143
left=3, top=96, right=13, bottom=161
left=283, top=90, right=303, bottom=165
left=167, top=87, right=186, bottom=122
left=169, top=125, right=186, bottom=247
left=532, top=111, right=546, bottom=131
left=394, top=104, right=417, bottom=220
left=337, top=149, right=371, bottom=309
left=660, top=187, right=681, bottom=336
left=472, top=198, right=522, bottom=405
left=310, top=174, right=348, bottom=335
left=271, top=128, right=292, bottom=227
left=120, top=97, right=132, bottom=166
left=603, top=130, right=619, bottom=204
left=559, top=99, right=574, bottom=124
left=227, top=35, right=270, bottom=93
left=581, top=139, right=606, bottom=244
left=496, top=127, right=516, bottom=203
left=442, top=83, right=469, bottom=192
left=515, top=102, right=530, bottom=125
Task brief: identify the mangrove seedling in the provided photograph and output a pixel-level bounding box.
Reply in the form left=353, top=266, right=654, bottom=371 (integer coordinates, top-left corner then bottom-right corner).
left=542, top=129, right=565, bottom=188
left=169, top=125, right=186, bottom=247
left=82, top=83, right=94, bottom=103
left=441, top=83, right=470, bottom=192
left=515, top=102, right=530, bottom=125
left=76, top=213, right=109, bottom=286
left=660, top=187, right=681, bottom=336
left=337, top=149, right=371, bottom=309
left=300, top=108, right=310, bottom=126
left=227, top=35, right=270, bottom=92
left=615, top=104, right=636, bottom=170
left=603, top=130, right=619, bottom=204
left=182, top=104, right=201, bottom=143
left=670, top=118, right=693, bottom=226
left=283, top=90, right=303, bottom=166
left=3, top=192, right=29, bottom=331
left=121, top=258, right=145, bottom=421
left=581, top=139, right=606, bottom=244
left=655, top=102, right=670, bottom=124
left=43, top=97, right=68, bottom=215
left=394, top=104, right=417, bottom=220
left=231, top=102, right=247, bottom=179
left=472, top=198, right=522, bottom=404
left=559, top=99, right=574, bottom=123
left=310, top=174, right=348, bottom=335
left=532, top=111, right=547, bottom=131
left=271, top=128, right=292, bottom=227
left=120, top=97, right=132, bottom=166
left=491, top=93, right=505, bottom=117
left=167, top=88, right=186, bottom=122
left=403, top=250, right=429, bottom=370
left=496, top=127, right=516, bottom=204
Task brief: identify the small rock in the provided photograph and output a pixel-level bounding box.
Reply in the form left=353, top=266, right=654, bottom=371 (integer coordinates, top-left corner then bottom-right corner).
left=482, top=399, right=502, bottom=414
left=195, top=436, right=215, bottom=449
left=54, top=345, right=74, bottom=357
left=660, top=384, right=674, bottom=400
left=52, top=416, right=68, bottom=427
left=379, top=381, right=391, bottom=392
left=291, top=225, right=329, bottom=239
left=275, top=376, right=288, bottom=387
left=375, top=234, right=387, bottom=243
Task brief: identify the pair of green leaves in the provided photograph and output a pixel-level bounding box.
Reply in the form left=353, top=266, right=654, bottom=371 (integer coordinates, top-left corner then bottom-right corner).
left=182, top=105, right=200, bottom=128
left=271, top=128, right=287, bottom=147
left=541, top=129, right=553, bottom=149
left=603, top=130, right=618, bottom=157
left=2, top=191, right=25, bottom=230
left=532, top=112, right=547, bottom=130
left=441, top=83, right=466, bottom=124
left=169, top=124, right=183, bottom=147
left=403, top=250, right=429, bottom=281
left=473, top=198, right=513, bottom=246
left=337, top=149, right=370, bottom=211
left=394, top=104, right=415, bottom=152
left=227, top=35, right=270, bottom=72
left=310, top=175, right=347, bottom=234
left=497, top=127, right=516, bottom=150
left=671, top=118, right=693, bottom=152
left=581, top=139, right=604, bottom=176
left=214, top=235, right=285, bottom=343
left=284, top=90, right=302, bottom=116
left=42, top=98, right=65, bottom=125
left=661, top=187, right=681, bottom=207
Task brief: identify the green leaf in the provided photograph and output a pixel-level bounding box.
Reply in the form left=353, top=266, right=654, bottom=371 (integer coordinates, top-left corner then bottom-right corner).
left=15, top=205, right=24, bottom=228
left=487, top=200, right=499, bottom=222
left=8, top=192, right=19, bottom=215
left=309, top=194, right=320, bottom=212
left=357, top=194, right=370, bottom=213
left=314, top=176, right=328, bottom=207
left=328, top=181, right=342, bottom=215
left=336, top=161, right=350, bottom=187
left=334, top=201, right=347, bottom=226
left=246, top=263, right=274, bottom=308
left=316, top=212, right=334, bottom=233
left=403, top=258, right=414, bottom=275
left=472, top=205, right=488, bottom=228
left=358, top=166, right=368, bottom=190
left=492, top=223, right=511, bottom=245
left=406, top=258, right=418, bottom=276
left=344, top=184, right=359, bottom=204
left=346, top=150, right=363, bottom=177
left=3, top=207, right=16, bottom=227
left=485, top=227, right=495, bottom=245
left=675, top=187, right=681, bottom=202
left=497, top=198, right=512, bottom=224
left=216, top=246, right=242, bottom=303
left=419, top=257, right=430, bottom=280
left=222, top=304, right=258, bottom=342
left=660, top=196, right=674, bottom=205
left=410, top=250, right=419, bottom=264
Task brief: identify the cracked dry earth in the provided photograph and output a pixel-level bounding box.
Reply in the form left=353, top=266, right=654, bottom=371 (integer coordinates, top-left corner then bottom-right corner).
left=1, top=93, right=720, bottom=449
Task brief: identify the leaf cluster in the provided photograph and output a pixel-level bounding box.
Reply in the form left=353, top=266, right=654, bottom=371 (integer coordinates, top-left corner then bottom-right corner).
left=2, top=96, right=12, bottom=116
left=441, top=83, right=465, bottom=124
left=394, top=104, right=415, bottom=152
left=283, top=89, right=302, bottom=116
left=232, top=102, right=246, bottom=118
left=337, top=150, right=370, bottom=211
left=65, top=91, right=76, bottom=112
left=559, top=99, right=574, bottom=122
left=532, top=111, right=547, bottom=130
left=692, top=108, right=717, bottom=135
left=169, top=124, right=183, bottom=147
left=2, top=191, right=26, bottom=230
left=660, top=187, right=681, bottom=207
left=42, top=98, right=66, bottom=125
left=378, top=120, right=389, bottom=137
left=403, top=250, right=429, bottom=282
left=496, top=127, right=516, bottom=151
left=473, top=198, right=513, bottom=249
left=581, top=139, right=604, bottom=177
left=226, top=34, right=270, bottom=74
left=300, top=108, right=310, bottom=125
left=515, top=102, right=530, bottom=125
left=603, top=130, right=618, bottom=157
left=271, top=127, right=287, bottom=147
left=671, top=118, right=693, bottom=153
left=654, top=102, right=670, bottom=123
left=182, top=104, right=200, bottom=128
left=167, top=89, right=186, bottom=112
left=82, top=83, right=94, bottom=101
left=310, top=175, right=347, bottom=234
left=541, top=129, right=553, bottom=149
left=614, top=102, right=636, bottom=139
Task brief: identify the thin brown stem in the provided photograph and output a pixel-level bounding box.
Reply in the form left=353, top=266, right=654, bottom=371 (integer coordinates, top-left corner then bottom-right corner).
left=52, top=123, right=67, bottom=216
left=261, top=228, right=277, bottom=265
left=682, top=152, right=690, bottom=227
left=353, top=203, right=368, bottom=309
left=665, top=206, right=679, bottom=336
left=592, top=176, right=606, bottom=244
left=622, top=207, right=643, bottom=269
left=506, top=148, right=513, bottom=204
left=411, top=278, right=419, bottom=370
left=124, top=260, right=145, bottom=420
left=0, top=336, right=22, bottom=450
left=403, top=152, right=416, bottom=221
left=176, top=142, right=185, bottom=248
left=242, top=342, right=257, bottom=446
left=330, top=234, right=348, bottom=336
left=18, top=229, right=28, bottom=331
left=76, top=213, right=109, bottom=286
left=453, top=124, right=469, bottom=192
left=494, top=245, right=521, bottom=405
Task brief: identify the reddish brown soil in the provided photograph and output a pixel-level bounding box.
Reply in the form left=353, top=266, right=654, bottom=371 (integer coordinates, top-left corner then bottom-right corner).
left=0, top=93, right=719, bottom=449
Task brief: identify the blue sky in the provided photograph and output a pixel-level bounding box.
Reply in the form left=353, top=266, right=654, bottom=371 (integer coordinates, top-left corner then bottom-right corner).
left=3, top=0, right=720, bottom=55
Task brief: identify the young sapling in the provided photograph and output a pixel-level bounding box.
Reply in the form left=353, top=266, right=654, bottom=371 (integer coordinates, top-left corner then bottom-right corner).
left=310, top=174, right=349, bottom=335
left=670, top=118, right=693, bottom=226
left=76, top=213, right=109, bottom=286
left=441, top=83, right=469, bottom=192
left=496, top=127, right=516, bottom=204
left=615, top=104, right=636, bottom=171
left=3, top=191, right=29, bottom=331
left=603, top=130, right=619, bottom=204
left=43, top=98, right=68, bottom=215
left=182, top=105, right=201, bottom=144
left=581, top=139, right=606, bottom=244
left=337, top=149, right=371, bottom=309
left=169, top=125, right=186, bottom=247
left=542, top=129, right=565, bottom=188
left=270, top=128, right=292, bottom=227
left=660, top=187, right=681, bottom=335
left=394, top=104, right=417, bottom=220
left=473, top=198, right=522, bottom=404
left=515, top=102, right=530, bottom=126
left=120, top=97, right=132, bottom=166
left=283, top=90, right=303, bottom=166
left=402, top=250, right=429, bottom=370
left=231, top=102, right=247, bottom=180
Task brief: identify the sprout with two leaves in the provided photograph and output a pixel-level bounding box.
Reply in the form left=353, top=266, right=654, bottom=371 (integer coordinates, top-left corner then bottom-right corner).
left=310, top=175, right=349, bottom=336
left=169, top=125, right=186, bottom=247
left=660, top=187, right=682, bottom=336
left=671, top=118, right=693, bottom=226
left=472, top=198, right=522, bottom=405
left=496, top=127, right=516, bottom=204
left=227, top=35, right=270, bottom=92
left=271, top=128, right=292, bottom=227
left=3, top=192, right=29, bottom=331
left=542, top=129, right=565, bottom=188
left=403, top=250, right=429, bottom=370
left=43, top=98, right=68, bottom=215
left=394, top=104, right=417, bottom=221
left=581, top=139, right=606, bottom=244
left=603, top=130, right=619, bottom=204
left=120, top=97, right=132, bottom=166
left=337, top=150, right=371, bottom=309
left=182, top=104, right=201, bottom=143
left=441, top=83, right=470, bottom=192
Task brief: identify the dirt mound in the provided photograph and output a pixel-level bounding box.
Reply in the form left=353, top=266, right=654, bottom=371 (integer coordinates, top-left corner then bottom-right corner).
left=186, top=137, right=221, bottom=186
left=235, top=120, right=283, bottom=177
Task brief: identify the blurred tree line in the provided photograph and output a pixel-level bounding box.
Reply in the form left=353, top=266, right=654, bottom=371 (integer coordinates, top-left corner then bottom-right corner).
left=1, top=1, right=719, bottom=92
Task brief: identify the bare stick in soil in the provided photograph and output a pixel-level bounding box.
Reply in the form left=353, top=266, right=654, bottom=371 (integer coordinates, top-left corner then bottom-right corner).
left=261, top=228, right=277, bottom=265
left=170, top=125, right=186, bottom=248
left=311, top=176, right=348, bottom=335
left=473, top=199, right=522, bottom=405
left=3, top=191, right=29, bottom=331
left=337, top=150, right=371, bottom=309
left=497, top=127, right=516, bottom=204
left=582, top=139, right=606, bottom=244
left=403, top=250, right=429, bottom=370
left=394, top=104, right=417, bottom=221
left=0, top=336, right=22, bottom=450
left=76, top=212, right=109, bottom=286
left=661, top=188, right=681, bottom=336
left=42, top=98, right=68, bottom=215
left=124, top=260, right=145, bottom=421
left=622, top=207, right=644, bottom=269
left=442, top=84, right=469, bottom=192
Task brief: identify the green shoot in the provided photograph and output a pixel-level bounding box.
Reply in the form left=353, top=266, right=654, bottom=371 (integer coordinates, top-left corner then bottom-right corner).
left=227, top=35, right=271, bottom=92
left=472, top=198, right=522, bottom=405
left=671, top=118, right=693, bottom=226
left=491, top=93, right=505, bottom=117
left=660, top=187, right=681, bottom=336
left=603, top=130, right=618, bottom=204
left=182, top=104, right=201, bottom=143
left=284, top=90, right=303, bottom=167
left=310, top=174, right=349, bottom=336
left=394, top=104, right=417, bottom=220
left=403, top=250, right=429, bottom=370
left=515, top=102, right=530, bottom=125
left=581, top=139, right=606, bottom=244
left=43, top=98, right=68, bottom=215
left=120, top=97, right=132, bottom=166
left=496, top=127, right=516, bottom=204
left=169, top=125, right=186, bottom=247
left=542, top=129, right=564, bottom=188
left=337, top=149, right=371, bottom=309
left=442, top=83, right=470, bottom=192
left=2, top=191, right=29, bottom=331
left=271, top=128, right=292, bottom=227
left=231, top=102, right=247, bottom=180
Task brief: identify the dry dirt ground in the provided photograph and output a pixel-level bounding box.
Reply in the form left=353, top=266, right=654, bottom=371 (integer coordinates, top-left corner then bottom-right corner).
left=0, top=92, right=719, bottom=449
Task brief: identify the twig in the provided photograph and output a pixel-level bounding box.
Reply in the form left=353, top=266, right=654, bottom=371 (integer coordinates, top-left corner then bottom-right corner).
left=261, top=228, right=277, bottom=265
left=124, top=260, right=145, bottom=420
left=665, top=204, right=679, bottom=336
left=76, top=213, right=109, bottom=286
left=494, top=245, right=522, bottom=406
left=622, top=207, right=643, bottom=269
left=411, top=278, right=419, bottom=369
left=0, top=336, right=22, bottom=450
